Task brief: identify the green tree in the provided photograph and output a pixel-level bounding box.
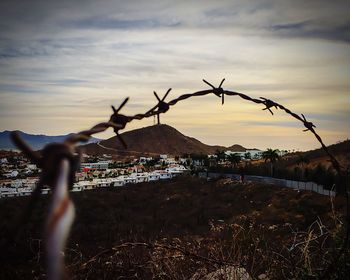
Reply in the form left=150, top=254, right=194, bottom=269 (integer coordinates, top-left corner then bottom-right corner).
left=227, top=153, right=241, bottom=168
left=244, top=152, right=251, bottom=160
left=215, top=149, right=226, bottom=162
left=262, top=148, right=280, bottom=176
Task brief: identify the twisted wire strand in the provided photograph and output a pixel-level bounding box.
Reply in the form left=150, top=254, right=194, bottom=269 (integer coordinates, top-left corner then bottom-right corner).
left=64, top=121, right=122, bottom=145
left=46, top=159, right=75, bottom=280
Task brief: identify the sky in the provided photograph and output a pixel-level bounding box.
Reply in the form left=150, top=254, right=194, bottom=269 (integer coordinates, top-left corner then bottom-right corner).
left=0, top=0, right=349, bottom=151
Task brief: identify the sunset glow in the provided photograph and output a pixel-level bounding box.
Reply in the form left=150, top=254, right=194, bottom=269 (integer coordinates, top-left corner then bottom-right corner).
left=0, top=0, right=349, bottom=150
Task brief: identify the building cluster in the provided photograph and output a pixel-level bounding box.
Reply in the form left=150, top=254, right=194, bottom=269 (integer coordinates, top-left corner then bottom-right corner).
left=223, top=149, right=263, bottom=159
left=0, top=147, right=289, bottom=198
left=0, top=153, right=189, bottom=199
left=0, top=155, right=38, bottom=178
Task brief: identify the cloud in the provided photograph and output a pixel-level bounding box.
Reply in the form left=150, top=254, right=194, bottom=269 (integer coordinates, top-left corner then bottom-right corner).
left=0, top=0, right=349, bottom=150
left=70, top=17, right=181, bottom=30
left=270, top=20, right=350, bottom=43
left=271, top=21, right=309, bottom=31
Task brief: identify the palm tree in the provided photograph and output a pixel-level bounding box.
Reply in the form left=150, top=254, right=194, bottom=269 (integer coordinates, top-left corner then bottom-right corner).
left=215, top=149, right=226, bottom=163
left=227, top=153, right=241, bottom=168
left=244, top=152, right=251, bottom=160
left=262, top=148, right=280, bottom=176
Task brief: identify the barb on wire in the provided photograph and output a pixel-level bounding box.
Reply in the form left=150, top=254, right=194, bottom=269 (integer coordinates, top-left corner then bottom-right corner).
left=146, top=88, right=171, bottom=124
left=203, top=78, right=226, bottom=104
left=301, top=113, right=316, bottom=132
left=110, top=97, right=132, bottom=148
left=260, top=97, right=278, bottom=115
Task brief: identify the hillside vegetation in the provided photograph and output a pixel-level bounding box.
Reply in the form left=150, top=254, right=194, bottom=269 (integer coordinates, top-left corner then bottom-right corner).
left=284, top=140, right=350, bottom=169
left=0, top=176, right=348, bottom=279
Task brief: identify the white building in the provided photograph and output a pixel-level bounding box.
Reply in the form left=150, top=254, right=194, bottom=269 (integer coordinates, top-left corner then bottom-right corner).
left=41, top=188, right=50, bottom=195
left=124, top=176, right=137, bottom=184
left=26, top=164, right=37, bottom=170
left=110, top=178, right=125, bottom=187
left=148, top=173, right=160, bottom=181
left=11, top=179, right=23, bottom=188
left=71, top=184, right=83, bottom=192
left=225, top=149, right=263, bottom=160
left=277, top=150, right=288, bottom=157
left=164, top=157, right=177, bottom=164
left=4, top=170, right=19, bottom=178
left=73, top=180, right=95, bottom=190
left=154, top=170, right=172, bottom=179
left=139, top=157, right=153, bottom=164
left=81, top=161, right=109, bottom=170
left=245, top=149, right=263, bottom=159
left=24, top=178, right=39, bottom=189
left=166, top=165, right=188, bottom=176
left=17, top=188, right=32, bottom=196
left=129, top=173, right=149, bottom=183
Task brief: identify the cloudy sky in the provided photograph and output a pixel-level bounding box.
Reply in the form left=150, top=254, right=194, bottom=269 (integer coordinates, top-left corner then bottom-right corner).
left=0, top=0, right=349, bottom=151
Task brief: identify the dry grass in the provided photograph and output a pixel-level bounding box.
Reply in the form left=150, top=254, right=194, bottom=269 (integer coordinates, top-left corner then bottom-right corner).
left=0, top=176, right=348, bottom=279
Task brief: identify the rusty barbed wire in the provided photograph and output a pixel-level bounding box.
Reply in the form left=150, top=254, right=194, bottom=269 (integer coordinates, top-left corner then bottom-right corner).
left=145, top=88, right=172, bottom=124
left=46, top=160, right=75, bottom=280
left=203, top=78, right=226, bottom=104
left=260, top=97, right=278, bottom=115
left=10, top=78, right=349, bottom=280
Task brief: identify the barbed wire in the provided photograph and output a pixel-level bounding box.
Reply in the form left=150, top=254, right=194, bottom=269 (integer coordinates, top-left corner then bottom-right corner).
left=46, top=159, right=75, bottom=280
left=10, top=78, right=349, bottom=280
left=65, top=79, right=344, bottom=176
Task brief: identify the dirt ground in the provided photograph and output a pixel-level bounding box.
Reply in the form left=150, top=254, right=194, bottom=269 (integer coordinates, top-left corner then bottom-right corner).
left=0, top=176, right=347, bottom=279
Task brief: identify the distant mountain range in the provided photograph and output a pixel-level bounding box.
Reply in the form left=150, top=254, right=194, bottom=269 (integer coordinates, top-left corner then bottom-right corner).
left=0, top=130, right=100, bottom=150
left=0, top=125, right=253, bottom=155
left=80, top=124, right=249, bottom=156
left=2, top=126, right=347, bottom=167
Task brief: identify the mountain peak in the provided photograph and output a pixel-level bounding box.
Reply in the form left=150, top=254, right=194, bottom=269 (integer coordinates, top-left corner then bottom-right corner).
left=227, top=144, right=247, bottom=152
left=81, top=124, right=245, bottom=156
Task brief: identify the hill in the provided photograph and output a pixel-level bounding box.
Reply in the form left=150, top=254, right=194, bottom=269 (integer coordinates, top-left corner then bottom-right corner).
left=286, top=139, right=350, bottom=169
left=0, top=130, right=100, bottom=151
left=81, top=124, right=239, bottom=156
left=227, top=144, right=247, bottom=152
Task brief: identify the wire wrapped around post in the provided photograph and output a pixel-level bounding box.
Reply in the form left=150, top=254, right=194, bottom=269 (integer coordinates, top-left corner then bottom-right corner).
left=46, top=159, right=75, bottom=280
